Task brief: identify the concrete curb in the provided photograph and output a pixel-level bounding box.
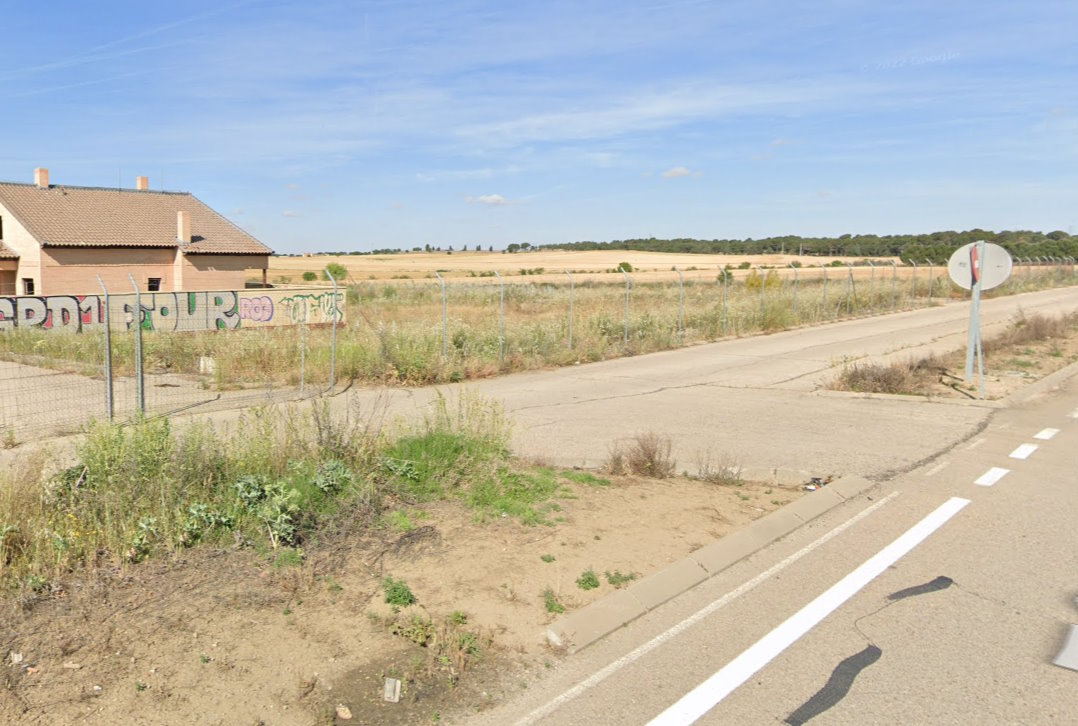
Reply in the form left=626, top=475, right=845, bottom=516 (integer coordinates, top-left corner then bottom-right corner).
left=545, top=474, right=877, bottom=652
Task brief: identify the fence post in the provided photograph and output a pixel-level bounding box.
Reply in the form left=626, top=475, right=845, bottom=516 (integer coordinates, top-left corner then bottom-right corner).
left=890, top=261, right=897, bottom=310
left=324, top=267, right=339, bottom=390
left=434, top=271, right=447, bottom=360
left=674, top=266, right=684, bottom=343
left=127, top=274, right=145, bottom=416
left=789, top=264, right=799, bottom=320
left=845, top=264, right=855, bottom=314
left=564, top=269, right=574, bottom=350
left=493, top=270, right=505, bottom=363
left=925, top=260, right=934, bottom=302
left=720, top=268, right=728, bottom=336
left=300, top=301, right=307, bottom=395
left=757, top=266, right=766, bottom=323
left=911, top=260, right=918, bottom=299
left=621, top=268, right=631, bottom=345
left=867, top=260, right=875, bottom=309
left=97, top=276, right=114, bottom=421
left=822, top=266, right=828, bottom=314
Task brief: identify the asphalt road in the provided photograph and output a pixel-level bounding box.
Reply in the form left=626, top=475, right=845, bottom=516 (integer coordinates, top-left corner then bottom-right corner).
left=473, top=369, right=1078, bottom=725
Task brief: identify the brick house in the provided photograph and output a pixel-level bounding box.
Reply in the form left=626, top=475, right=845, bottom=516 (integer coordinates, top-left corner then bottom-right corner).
left=0, top=168, right=272, bottom=296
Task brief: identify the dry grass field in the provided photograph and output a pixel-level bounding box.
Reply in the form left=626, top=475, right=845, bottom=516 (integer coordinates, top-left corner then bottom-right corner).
left=268, top=250, right=899, bottom=285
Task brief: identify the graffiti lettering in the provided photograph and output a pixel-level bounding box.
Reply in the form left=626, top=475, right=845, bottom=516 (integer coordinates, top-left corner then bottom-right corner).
left=0, top=288, right=339, bottom=334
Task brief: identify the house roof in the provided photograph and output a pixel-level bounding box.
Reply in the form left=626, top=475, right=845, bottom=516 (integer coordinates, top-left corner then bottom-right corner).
left=0, top=182, right=272, bottom=256
left=0, top=242, right=18, bottom=259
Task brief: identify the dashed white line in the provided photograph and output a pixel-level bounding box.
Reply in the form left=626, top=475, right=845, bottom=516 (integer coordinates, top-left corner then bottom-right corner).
left=1010, top=443, right=1038, bottom=460
left=975, top=467, right=1010, bottom=487
left=646, top=497, right=971, bottom=726
left=1034, top=428, right=1060, bottom=441
left=966, top=438, right=987, bottom=450
left=513, top=492, right=902, bottom=726
left=924, top=461, right=949, bottom=477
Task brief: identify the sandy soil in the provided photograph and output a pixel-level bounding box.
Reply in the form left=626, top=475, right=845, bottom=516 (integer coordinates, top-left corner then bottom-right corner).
left=1, top=473, right=801, bottom=725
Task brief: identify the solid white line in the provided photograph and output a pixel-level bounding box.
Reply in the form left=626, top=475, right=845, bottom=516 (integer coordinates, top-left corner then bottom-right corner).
left=647, top=497, right=970, bottom=726
left=512, top=492, right=901, bottom=726
left=966, top=438, right=987, bottom=450
left=975, top=467, right=1010, bottom=487
left=923, top=461, right=949, bottom=477
left=1009, top=443, right=1038, bottom=460
left=1034, top=428, right=1060, bottom=441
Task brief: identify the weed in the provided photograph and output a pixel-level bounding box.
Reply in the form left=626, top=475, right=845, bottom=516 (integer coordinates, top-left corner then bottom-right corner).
left=383, top=577, right=417, bottom=608
left=693, top=451, right=744, bottom=486
left=605, top=570, right=637, bottom=588
left=542, top=588, right=565, bottom=614
left=200, top=654, right=211, bottom=664
left=135, top=681, right=147, bottom=692
left=576, top=569, right=600, bottom=591
left=540, top=554, right=556, bottom=563
left=560, top=470, right=610, bottom=487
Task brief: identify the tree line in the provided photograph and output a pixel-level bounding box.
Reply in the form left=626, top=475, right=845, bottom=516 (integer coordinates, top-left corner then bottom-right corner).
left=539, top=230, right=1077, bottom=264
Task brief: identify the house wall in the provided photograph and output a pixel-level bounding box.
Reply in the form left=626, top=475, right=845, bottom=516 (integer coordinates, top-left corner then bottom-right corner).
left=0, top=200, right=41, bottom=293
left=41, top=247, right=177, bottom=295
left=181, top=254, right=268, bottom=290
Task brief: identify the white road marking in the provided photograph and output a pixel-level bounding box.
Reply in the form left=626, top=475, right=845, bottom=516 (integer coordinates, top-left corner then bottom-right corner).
left=1034, top=428, right=1060, bottom=441
left=966, top=438, right=987, bottom=450
left=1070, top=408, right=1078, bottom=420
left=1009, top=443, right=1038, bottom=460
left=513, top=492, right=902, bottom=726
left=923, top=461, right=949, bottom=477
left=646, top=497, right=971, bottom=726
left=975, top=467, right=1010, bottom=487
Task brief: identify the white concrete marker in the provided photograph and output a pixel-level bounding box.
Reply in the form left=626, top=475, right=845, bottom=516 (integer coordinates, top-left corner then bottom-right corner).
left=1034, top=428, right=1060, bottom=441
left=1009, top=443, right=1038, bottom=460
left=514, top=492, right=901, bottom=726
left=646, top=497, right=970, bottom=726
left=975, top=467, right=1010, bottom=487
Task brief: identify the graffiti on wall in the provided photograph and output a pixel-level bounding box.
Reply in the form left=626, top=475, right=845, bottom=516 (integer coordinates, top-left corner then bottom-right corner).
left=0, top=288, right=343, bottom=334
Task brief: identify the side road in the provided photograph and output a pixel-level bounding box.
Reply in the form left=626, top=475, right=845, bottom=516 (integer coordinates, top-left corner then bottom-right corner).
left=4, top=286, right=1077, bottom=483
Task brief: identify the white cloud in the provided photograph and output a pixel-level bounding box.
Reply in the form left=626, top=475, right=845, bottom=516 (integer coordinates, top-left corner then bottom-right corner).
left=661, top=166, right=700, bottom=179
left=282, top=210, right=302, bottom=218
left=286, top=182, right=300, bottom=189
left=467, top=193, right=512, bottom=206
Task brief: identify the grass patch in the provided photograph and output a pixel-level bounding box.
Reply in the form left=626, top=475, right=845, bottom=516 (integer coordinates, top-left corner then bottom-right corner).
left=575, top=569, right=600, bottom=591
left=605, top=570, right=637, bottom=588
left=542, top=587, right=565, bottom=614
left=560, top=470, right=610, bottom=487
left=383, top=576, right=417, bottom=609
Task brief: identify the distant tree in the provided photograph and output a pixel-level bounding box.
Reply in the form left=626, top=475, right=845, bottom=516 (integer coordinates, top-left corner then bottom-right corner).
left=461, top=244, right=468, bottom=251
left=488, top=245, right=494, bottom=252
left=507, top=243, right=521, bottom=253
left=424, top=244, right=432, bottom=252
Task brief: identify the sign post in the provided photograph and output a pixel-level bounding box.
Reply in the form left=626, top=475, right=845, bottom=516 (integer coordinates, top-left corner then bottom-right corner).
left=947, top=241, right=1013, bottom=398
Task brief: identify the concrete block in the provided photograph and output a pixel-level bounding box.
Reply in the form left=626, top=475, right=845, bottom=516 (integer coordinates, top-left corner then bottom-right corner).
left=785, top=487, right=845, bottom=524
left=825, top=474, right=875, bottom=501
left=627, top=558, right=709, bottom=612
left=545, top=588, right=646, bottom=653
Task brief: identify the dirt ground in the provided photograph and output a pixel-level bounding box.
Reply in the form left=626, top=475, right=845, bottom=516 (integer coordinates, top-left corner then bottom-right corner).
left=0, top=473, right=801, bottom=725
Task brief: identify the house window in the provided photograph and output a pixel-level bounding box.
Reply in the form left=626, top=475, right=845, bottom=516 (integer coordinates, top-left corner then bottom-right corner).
left=22, top=278, right=34, bottom=295
left=147, top=278, right=162, bottom=292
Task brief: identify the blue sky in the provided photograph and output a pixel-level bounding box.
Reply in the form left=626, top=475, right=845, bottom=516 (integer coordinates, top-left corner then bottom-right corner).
left=1, top=1, right=1076, bottom=253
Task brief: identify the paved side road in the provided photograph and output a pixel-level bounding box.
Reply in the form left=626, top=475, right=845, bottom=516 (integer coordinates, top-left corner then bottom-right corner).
left=474, top=374, right=1078, bottom=724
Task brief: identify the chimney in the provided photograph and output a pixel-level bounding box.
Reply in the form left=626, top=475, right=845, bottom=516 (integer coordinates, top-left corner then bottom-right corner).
left=136, top=175, right=149, bottom=191
left=177, top=211, right=191, bottom=244
left=34, top=167, right=49, bottom=188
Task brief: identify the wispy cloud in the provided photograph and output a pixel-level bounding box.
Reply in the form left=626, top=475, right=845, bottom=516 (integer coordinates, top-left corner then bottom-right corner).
left=661, top=166, right=701, bottom=179
left=282, top=210, right=302, bottom=218
left=467, top=194, right=514, bottom=206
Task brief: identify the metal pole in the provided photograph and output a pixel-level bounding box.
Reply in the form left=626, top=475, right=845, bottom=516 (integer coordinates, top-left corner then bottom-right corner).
left=300, top=301, right=307, bottom=395
left=789, top=264, right=799, bottom=320
left=720, top=268, right=728, bottom=336
left=97, top=276, right=114, bottom=421
left=758, top=266, right=765, bottom=322
left=965, top=241, right=985, bottom=383
left=866, top=260, right=875, bottom=309
left=493, top=270, right=505, bottom=363
left=822, top=266, right=828, bottom=313
left=845, top=264, right=855, bottom=314
left=675, top=266, right=684, bottom=343
left=434, top=271, right=447, bottom=359
left=127, top=274, right=144, bottom=416
left=323, top=267, right=339, bottom=390
left=890, top=261, right=897, bottom=310
left=911, top=260, right=918, bottom=299
left=925, top=260, right=934, bottom=302
left=564, top=269, right=574, bottom=350
left=621, top=269, right=631, bottom=345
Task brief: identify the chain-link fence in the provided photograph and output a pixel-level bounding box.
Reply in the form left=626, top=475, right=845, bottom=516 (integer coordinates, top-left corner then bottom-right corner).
left=1, top=258, right=1075, bottom=442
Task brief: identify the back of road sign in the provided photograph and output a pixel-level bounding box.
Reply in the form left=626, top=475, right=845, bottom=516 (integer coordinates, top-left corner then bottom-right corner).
left=948, top=242, right=1013, bottom=290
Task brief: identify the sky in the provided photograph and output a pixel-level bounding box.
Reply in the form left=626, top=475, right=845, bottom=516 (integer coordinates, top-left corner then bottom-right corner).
left=1, top=1, right=1076, bottom=254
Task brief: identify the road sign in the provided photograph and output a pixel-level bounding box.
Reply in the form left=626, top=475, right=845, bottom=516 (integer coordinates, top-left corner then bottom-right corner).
left=948, top=242, right=1013, bottom=291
